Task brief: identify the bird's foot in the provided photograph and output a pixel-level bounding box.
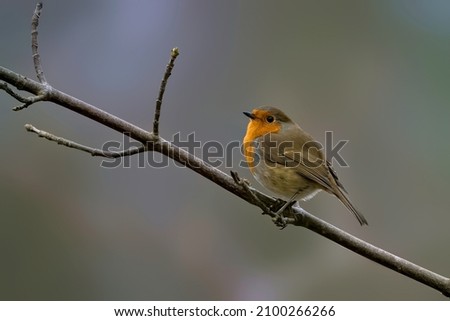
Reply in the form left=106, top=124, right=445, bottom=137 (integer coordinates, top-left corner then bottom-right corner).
left=268, top=198, right=287, bottom=213
left=272, top=213, right=288, bottom=229
left=267, top=199, right=297, bottom=230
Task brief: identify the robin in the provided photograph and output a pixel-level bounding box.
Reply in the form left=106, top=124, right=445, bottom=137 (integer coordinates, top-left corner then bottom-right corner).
left=243, top=106, right=368, bottom=226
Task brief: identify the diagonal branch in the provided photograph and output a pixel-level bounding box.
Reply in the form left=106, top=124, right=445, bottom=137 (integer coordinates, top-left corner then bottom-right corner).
left=0, top=3, right=450, bottom=299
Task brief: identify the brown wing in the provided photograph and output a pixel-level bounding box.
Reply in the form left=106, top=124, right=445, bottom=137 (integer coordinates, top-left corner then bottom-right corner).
left=327, top=159, right=347, bottom=193
left=260, top=132, right=368, bottom=225
left=260, top=132, right=334, bottom=192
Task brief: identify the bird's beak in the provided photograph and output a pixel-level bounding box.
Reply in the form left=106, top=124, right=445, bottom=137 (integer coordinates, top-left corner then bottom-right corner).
left=243, top=111, right=255, bottom=119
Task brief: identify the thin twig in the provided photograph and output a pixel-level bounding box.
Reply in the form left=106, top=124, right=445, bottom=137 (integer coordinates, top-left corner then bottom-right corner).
left=0, top=82, right=29, bottom=102
left=0, top=82, right=47, bottom=111
left=230, top=170, right=272, bottom=215
left=5, top=2, right=51, bottom=111
left=153, top=47, right=179, bottom=136
left=25, top=124, right=146, bottom=158
left=231, top=170, right=300, bottom=229
left=13, top=93, right=47, bottom=111
left=31, top=2, right=47, bottom=85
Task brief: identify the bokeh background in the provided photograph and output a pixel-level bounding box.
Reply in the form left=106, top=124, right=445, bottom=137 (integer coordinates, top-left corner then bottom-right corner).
left=1, top=0, right=450, bottom=300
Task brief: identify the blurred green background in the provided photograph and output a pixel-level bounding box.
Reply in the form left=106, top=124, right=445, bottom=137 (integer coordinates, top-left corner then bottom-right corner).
left=1, top=0, right=450, bottom=300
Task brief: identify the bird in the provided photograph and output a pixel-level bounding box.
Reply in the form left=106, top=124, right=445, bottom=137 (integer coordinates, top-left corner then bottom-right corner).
left=242, top=106, right=368, bottom=226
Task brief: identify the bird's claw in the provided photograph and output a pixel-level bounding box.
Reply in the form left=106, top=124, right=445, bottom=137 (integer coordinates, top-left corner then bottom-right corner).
left=272, top=213, right=288, bottom=229
left=269, top=198, right=288, bottom=212
left=266, top=198, right=297, bottom=229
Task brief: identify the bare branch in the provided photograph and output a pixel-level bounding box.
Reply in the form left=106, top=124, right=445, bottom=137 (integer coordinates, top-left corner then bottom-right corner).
left=25, top=124, right=146, bottom=158
left=153, top=47, right=179, bottom=136
left=31, top=2, right=47, bottom=85
left=299, top=211, right=450, bottom=298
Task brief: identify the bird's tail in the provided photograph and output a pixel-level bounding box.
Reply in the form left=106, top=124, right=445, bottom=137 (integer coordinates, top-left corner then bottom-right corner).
left=333, top=187, right=368, bottom=226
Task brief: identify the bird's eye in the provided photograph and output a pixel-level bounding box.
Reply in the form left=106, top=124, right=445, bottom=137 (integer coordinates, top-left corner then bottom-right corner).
left=266, top=115, right=275, bottom=123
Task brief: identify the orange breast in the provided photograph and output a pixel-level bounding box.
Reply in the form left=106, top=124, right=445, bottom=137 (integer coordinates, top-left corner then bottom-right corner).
left=243, top=120, right=280, bottom=172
